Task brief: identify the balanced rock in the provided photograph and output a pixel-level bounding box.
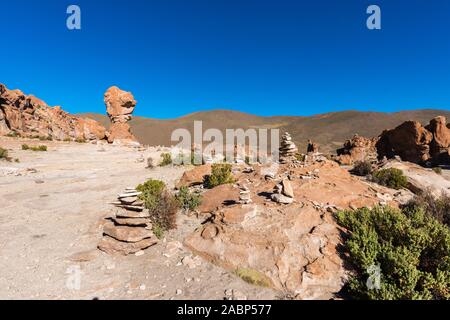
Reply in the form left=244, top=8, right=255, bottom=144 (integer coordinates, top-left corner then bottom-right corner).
left=239, top=186, right=252, bottom=204
left=98, top=187, right=158, bottom=255
left=279, top=132, right=298, bottom=164
left=104, top=86, right=138, bottom=144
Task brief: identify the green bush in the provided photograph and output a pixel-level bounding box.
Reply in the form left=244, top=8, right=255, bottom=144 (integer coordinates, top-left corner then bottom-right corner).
left=295, top=153, right=306, bottom=162
left=6, top=131, right=20, bottom=138
left=159, top=153, right=172, bottom=166
left=176, top=186, right=202, bottom=212
left=136, top=179, right=178, bottom=237
left=404, top=190, right=450, bottom=228
left=136, top=179, right=166, bottom=211
left=432, top=167, right=442, bottom=175
left=372, top=168, right=407, bottom=190
left=352, top=160, right=373, bottom=176
left=336, top=206, right=450, bottom=300
left=22, top=144, right=47, bottom=152
left=0, top=147, right=11, bottom=161
left=203, top=163, right=235, bottom=189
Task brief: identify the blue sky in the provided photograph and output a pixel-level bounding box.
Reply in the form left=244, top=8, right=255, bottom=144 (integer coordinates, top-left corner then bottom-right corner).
left=1, top=0, right=449, bottom=118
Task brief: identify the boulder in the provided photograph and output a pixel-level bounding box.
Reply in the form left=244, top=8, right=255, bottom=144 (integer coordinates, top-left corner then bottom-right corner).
left=176, top=164, right=211, bottom=189
left=336, top=134, right=378, bottom=165
left=376, top=117, right=450, bottom=165
left=281, top=180, right=294, bottom=198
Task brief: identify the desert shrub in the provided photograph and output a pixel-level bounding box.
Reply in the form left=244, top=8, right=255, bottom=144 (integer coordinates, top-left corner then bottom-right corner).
left=75, top=138, right=86, bottom=143
left=136, top=179, right=166, bottom=211
left=63, top=138, right=72, bottom=142
left=152, top=223, right=164, bottom=239
left=372, top=168, right=407, bottom=190
left=39, top=136, right=52, bottom=141
left=159, top=153, right=172, bottom=166
left=203, top=163, right=235, bottom=189
left=22, top=144, right=47, bottom=152
left=176, top=186, right=202, bottom=212
left=0, top=147, right=11, bottom=161
left=136, top=179, right=178, bottom=237
left=432, top=167, right=442, bottom=175
left=6, top=131, right=20, bottom=138
left=336, top=206, right=450, bottom=300
left=352, top=160, right=373, bottom=176
left=235, top=268, right=272, bottom=288
left=295, top=153, right=306, bottom=162
left=404, top=190, right=450, bottom=228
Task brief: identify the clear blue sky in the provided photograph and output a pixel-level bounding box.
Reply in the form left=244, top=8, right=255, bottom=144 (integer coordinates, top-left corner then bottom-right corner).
left=1, top=0, right=449, bottom=118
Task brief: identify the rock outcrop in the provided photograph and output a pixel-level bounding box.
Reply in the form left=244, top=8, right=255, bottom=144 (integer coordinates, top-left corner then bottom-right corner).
left=376, top=116, right=450, bottom=165
left=0, top=83, right=106, bottom=141
left=381, top=159, right=450, bottom=198
left=104, top=86, right=138, bottom=144
left=335, top=134, right=378, bottom=165
left=185, top=158, right=404, bottom=299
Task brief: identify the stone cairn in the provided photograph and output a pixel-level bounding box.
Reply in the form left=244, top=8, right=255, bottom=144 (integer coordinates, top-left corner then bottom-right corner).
left=271, top=179, right=294, bottom=204
left=279, top=132, right=298, bottom=164
left=239, top=185, right=252, bottom=204
left=98, top=187, right=158, bottom=255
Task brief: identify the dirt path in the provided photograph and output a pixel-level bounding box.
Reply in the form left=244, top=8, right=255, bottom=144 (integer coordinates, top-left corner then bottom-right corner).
left=0, top=138, right=276, bottom=300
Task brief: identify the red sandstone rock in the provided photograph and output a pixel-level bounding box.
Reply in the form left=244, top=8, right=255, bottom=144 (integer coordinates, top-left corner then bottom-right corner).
left=0, top=83, right=106, bottom=141
left=336, top=135, right=378, bottom=165
left=175, top=164, right=212, bottom=189
left=376, top=117, right=449, bottom=165
left=104, top=86, right=138, bottom=144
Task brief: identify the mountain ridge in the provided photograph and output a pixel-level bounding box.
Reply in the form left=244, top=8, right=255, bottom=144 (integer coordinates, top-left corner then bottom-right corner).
left=80, top=109, right=450, bottom=153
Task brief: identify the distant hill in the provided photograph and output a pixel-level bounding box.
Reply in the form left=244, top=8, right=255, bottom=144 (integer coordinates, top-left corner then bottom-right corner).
left=81, top=109, right=450, bottom=154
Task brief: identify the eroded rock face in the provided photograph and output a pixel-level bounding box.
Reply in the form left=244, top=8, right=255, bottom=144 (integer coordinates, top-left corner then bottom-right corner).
left=376, top=117, right=450, bottom=165
left=0, top=83, right=106, bottom=140
left=104, top=86, right=137, bottom=144
left=336, top=135, right=378, bottom=165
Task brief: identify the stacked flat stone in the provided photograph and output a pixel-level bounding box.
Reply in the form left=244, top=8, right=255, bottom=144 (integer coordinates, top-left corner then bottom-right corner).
left=271, top=180, right=294, bottom=204
left=239, top=186, right=252, bottom=204
left=279, top=132, right=298, bottom=164
left=98, top=187, right=158, bottom=255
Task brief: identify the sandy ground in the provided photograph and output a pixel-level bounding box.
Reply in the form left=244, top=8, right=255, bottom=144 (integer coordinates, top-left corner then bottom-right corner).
left=0, top=137, right=276, bottom=300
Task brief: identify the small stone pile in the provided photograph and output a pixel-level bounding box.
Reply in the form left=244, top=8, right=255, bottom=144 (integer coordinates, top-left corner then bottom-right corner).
left=271, top=179, right=294, bottom=204
left=239, top=185, right=252, bottom=204
left=98, top=188, right=158, bottom=255
left=279, top=132, right=298, bottom=164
